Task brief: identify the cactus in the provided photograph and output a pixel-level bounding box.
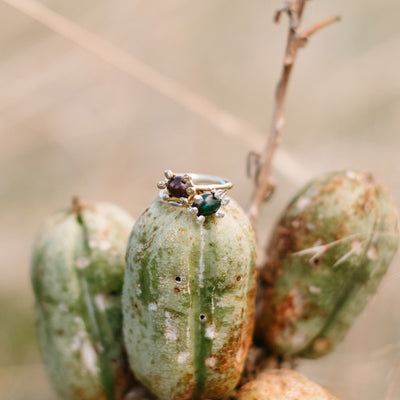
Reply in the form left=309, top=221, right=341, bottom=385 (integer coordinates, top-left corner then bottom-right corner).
left=232, top=369, right=339, bottom=400
left=256, top=170, right=399, bottom=358
left=123, top=196, right=256, bottom=400
left=31, top=199, right=135, bottom=400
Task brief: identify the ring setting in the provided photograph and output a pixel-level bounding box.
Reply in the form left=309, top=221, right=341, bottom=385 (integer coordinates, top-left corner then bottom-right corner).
left=157, top=170, right=232, bottom=224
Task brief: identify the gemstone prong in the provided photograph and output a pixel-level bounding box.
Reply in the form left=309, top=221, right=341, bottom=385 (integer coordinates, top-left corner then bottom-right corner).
left=162, top=192, right=170, bottom=202
left=164, top=170, right=174, bottom=179
left=189, top=207, right=198, bottom=215
left=186, top=187, right=196, bottom=196
left=215, top=211, right=225, bottom=218
left=157, top=181, right=167, bottom=189
left=221, top=198, right=230, bottom=206
left=196, top=216, right=205, bottom=225
left=193, top=195, right=203, bottom=205
left=214, top=190, right=225, bottom=200
left=181, top=174, right=191, bottom=183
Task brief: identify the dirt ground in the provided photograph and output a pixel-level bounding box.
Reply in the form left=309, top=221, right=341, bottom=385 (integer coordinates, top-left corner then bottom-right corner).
left=1, top=1, right=400, bottom=399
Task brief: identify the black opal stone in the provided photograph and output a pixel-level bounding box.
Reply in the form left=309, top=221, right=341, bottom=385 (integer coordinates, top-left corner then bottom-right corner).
left=194, top=194, right=221, bottom=216
left=167, top=176, right=192, bottom=198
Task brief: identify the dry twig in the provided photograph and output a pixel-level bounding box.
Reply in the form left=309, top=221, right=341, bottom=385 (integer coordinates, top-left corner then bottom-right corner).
left=248, top=0, right=340, bottom=230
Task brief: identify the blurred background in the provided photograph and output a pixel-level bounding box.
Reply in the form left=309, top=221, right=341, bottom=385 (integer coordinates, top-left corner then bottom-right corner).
left=1, top=0, right=400, bottom=399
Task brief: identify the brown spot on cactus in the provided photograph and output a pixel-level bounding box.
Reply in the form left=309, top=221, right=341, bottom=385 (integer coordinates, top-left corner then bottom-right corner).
left=132, top=302, right=141, bottom=314
left=312, top=338, right=332, bottom=354
left=31, top=200, right=135, bottom=400
left=256, top=170, right=399, bottom=358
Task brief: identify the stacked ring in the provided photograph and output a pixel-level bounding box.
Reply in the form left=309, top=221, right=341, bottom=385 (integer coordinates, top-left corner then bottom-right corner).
left=157, top=170, right=232, bottom=224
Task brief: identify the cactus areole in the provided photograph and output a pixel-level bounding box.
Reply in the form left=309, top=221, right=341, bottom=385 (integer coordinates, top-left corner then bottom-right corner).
left=256, top=170, right=399, bottom=358
left=123, top=196, right=257, bottom=400
left=31, top=200, right=135, bottom=400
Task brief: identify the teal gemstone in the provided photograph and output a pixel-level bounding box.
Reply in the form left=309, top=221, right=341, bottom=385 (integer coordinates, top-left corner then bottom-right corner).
left=195, top=194, right=221, bottom=216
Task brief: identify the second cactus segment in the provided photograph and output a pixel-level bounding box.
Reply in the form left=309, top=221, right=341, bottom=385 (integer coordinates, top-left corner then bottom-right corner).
left=256, top=170, right=399, bottom=358
left=31, top=200, right=135, bottom=400
left=123, top=197, right=256, bottom=400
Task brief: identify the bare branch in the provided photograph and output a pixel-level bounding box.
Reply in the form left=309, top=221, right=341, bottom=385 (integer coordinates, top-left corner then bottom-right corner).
left=248, top=0, right=340, bottom=230
left=300, top=16, right=341, bottom=41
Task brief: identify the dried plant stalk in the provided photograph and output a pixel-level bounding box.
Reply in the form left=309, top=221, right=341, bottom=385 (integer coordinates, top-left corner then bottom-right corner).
left=248, top=0, right=340, bottom=230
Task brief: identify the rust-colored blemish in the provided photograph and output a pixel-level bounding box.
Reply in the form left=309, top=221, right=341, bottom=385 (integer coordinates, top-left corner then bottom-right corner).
left=312, top=337, right=332, bottom=354
left=362, top=186, right=376, bottom=214
left=352, top=185, right=377, bottom=216
left=101, top=228, right=110, bottom=239
left=336, top=220, right=350, bottom=236
left=301, top=301, right=328, bottom=321
left=211, top=279, right=256, bottom=382
left=73, top=387, right=91, bottom=400
left=174, top=287, right=180, bottom=293
left=131, top=301, right=141, bottom=314
left=205, top=294, right=255, bottom=398
left=141, top=207, right=150, bottom=217
left=113, top=361, right=135, bottom=400
left=319, top=176, right=343, bottom=195
left=275, top=294, right=296, bottom=321
left=175, top=372, right=195, bottom=400
left=261, top=292, right=297, bottom=346
left=234, top=294, right=245, bottom=302
left=260, top=218, right=298, bottom=287
left=203, top=377, right=235, bottom=400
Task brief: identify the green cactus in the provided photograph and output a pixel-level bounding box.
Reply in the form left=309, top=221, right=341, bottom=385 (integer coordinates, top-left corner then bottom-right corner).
left=123, top=196, right=256, bottom=400
left=256, top=170, right=399, bottom=358
left=232, top=369, right=339, bottom=400
left=31, top=199, right=135, bottom=400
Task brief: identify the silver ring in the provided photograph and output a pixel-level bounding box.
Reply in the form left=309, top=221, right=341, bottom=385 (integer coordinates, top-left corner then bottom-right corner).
left=156, top=170, right=232, bottom=224
left=184, top=173, right=233, bottom=192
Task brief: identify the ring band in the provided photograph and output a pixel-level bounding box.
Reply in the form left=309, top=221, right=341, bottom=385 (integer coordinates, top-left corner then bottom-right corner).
left=174, top=173, right=233, bottom=192
left=156, top=170, right=232, bottom=224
